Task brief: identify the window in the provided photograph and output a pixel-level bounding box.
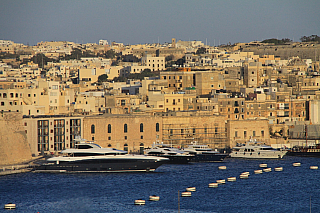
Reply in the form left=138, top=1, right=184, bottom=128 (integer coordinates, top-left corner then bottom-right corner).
left=253, top=131, right=256, bottom=137
left=108, top=136, right=111, bottom=140
left=141, top=135, right=143, bottom=139
left=124, top=124, right=128, bottom=133
left=261, top=130, right=264, bottom=137
left=156, top=123, right=159, bottom=132
left=235, top=131, right=238, bottom=137
left=140, top=123, right=143, bottom=132
left=108, top=124, right=111, bottom=133
left=91, top=124, right=95, bottom=134
left=244, top=131, right=247, bottom=138
left=124, top=143, right=128, bottom=151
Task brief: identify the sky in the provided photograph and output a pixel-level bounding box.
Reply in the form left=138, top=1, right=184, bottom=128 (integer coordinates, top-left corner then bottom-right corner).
left=1, top=0, right=320, bottom=46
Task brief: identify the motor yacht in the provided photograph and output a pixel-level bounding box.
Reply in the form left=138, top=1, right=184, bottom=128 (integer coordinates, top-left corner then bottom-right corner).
left=34, top=138, right=169, bottom=173
left=144, top=142, right=194, bottom=164
left=230, top=139, right=287, bottom=159
left=181, top=142, right=229, bottom=162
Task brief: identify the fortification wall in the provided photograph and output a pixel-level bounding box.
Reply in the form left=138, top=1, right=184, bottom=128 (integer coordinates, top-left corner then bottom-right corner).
left=242, top=44, right=320, bottom=61
left=0, top=112, right=32, bottom=166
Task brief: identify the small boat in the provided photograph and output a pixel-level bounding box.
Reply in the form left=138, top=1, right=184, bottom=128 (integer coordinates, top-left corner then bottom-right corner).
left=259, top=164, right=268, bottom=168
left=230, top=139, right=287, bottom=159
left=310, top=166, right=318, bottom=170
left=149, top=195, right=160, bottom=201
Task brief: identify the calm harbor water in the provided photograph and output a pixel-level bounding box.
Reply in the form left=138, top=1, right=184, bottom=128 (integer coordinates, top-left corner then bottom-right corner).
left=1, top=156, right=320, bottom=213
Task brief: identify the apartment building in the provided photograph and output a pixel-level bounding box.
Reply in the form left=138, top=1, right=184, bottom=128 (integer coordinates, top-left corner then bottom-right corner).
left=141, top=55, right=165, bottom=71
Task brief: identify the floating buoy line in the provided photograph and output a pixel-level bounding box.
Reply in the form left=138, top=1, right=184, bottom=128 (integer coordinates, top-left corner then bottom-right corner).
left=134, top=162, right=316, bottom=206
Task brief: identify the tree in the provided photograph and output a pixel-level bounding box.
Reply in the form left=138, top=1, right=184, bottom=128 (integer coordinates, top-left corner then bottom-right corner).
left=196, top=47, right=207, bottom=54
left=175, top=57, right=185, bottom=66
left=105, top=50, right=117, bottom=59
left=300, top=35, right=320, bottom=43
left=261, top=38, right=292, bottom=45
left=98, top=74, right=108, bottom=83
left=31, top=53, right=54, bottom=68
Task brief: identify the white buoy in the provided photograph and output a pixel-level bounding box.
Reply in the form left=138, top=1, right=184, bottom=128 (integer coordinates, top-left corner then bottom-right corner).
left=218, top=166, right=227, bottom=170
left=293, top=162, right=301, bottom=167
left=240, top=174, right=249, bottom=179
left=310, top=166, right=318, bottom=170
left=186, top=187, right=196, bottom=192
left=181, top=191, right=192, bottom=197
left=259, top=164, right=268, bottom=168
left=208, top=183, right=219, bottom=188
left=227, top=177, right=236, bottom=182
left=241, top=172, right=250, bottom=176
left=254, top=170, right=263, bottom=174
left=217, top=179, right=226, bottom=184
left=274, top=167, right=283, bottom=171
left=263, top=168, right=272, bottom=172
left=149, top=195, right=160, bottom=201
left=4, top=203, right=16, bottom=209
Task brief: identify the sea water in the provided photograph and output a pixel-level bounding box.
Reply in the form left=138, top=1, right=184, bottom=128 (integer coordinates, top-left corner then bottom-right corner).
left=1, top=156, right=320, bottom=213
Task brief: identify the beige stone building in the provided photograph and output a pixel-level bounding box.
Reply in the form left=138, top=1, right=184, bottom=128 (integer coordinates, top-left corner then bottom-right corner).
left=226, top=119, right=270, bottom=147
left=141, top=55, right=165, bottom=71
left=23, top=115, right=83, bottom=156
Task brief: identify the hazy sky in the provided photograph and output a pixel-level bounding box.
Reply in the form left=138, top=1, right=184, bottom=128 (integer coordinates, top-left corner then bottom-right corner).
left=1, top=0, right=320, bottom=46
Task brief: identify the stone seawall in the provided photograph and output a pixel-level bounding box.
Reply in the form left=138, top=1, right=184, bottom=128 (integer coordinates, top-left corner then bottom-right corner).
left=0, top=112, right=32, bottom=166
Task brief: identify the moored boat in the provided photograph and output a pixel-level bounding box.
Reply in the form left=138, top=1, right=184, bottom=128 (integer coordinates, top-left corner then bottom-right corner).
left=181, top=142, right=229, bottom=162
left=287, top=144, right=320, bottom=157
left=144, top=142, right=194, bottom=164
left=33, top=138, right=169, bottom=173
left=230, top=139, right=287, bottom=159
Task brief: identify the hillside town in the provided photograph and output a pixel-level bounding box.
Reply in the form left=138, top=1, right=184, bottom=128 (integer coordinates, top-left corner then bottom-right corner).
left=1, top=37, right=320, bottom=165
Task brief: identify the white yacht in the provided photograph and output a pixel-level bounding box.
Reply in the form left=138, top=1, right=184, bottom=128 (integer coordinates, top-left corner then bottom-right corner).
left=144, top=142, right=194, bottom=164
left=182, top=142, right=229, bottom=162
left=34, top=138, right=169, bottom=173
left=230, top=139, right=287, bottom=159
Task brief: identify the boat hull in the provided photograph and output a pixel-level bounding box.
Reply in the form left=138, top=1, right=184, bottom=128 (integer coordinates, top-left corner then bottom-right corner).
left=146, top=154, right=193, bottom=164
left=230, top=151, right=286, bottom=159
left=286, top=151, right=320, bottom=157
left=33, top=158, right=167, bottom=173
left=191, top=153, right=228, bottom=162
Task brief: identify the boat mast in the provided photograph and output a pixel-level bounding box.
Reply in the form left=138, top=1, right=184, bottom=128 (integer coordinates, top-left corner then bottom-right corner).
left=305, top=124, right=308, bottom=147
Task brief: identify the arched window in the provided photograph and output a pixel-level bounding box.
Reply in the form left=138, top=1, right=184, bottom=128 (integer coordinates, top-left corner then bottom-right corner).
left=108, top=124, right=111, bottom=133
left=124, top=124, right=128, bottom=133
left=140, top=123, right=143, bottom=132
left=139, top=143, right=144, bottom=154
left=124, top=143, right=128, bottom=152
left=108, top=144, right=112, bottom=147
left=91, top=124, right=95, bottom=134
left=156, top=123, right=159, bottom=132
